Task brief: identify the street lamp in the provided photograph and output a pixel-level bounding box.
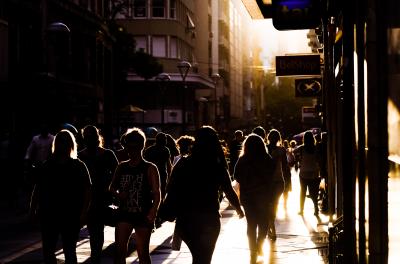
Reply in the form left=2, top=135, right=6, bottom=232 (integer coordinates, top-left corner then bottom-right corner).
left=155, top=73, right=171, bottom=130
left=177, top=61, right=191, bottom=133
left=211, top=73, right=220, bottom=129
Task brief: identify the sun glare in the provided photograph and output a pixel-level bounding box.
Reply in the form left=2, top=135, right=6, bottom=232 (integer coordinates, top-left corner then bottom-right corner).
left=252, top=19, right=312, bottom=68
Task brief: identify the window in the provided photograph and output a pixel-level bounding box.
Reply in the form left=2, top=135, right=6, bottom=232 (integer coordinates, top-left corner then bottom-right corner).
left=134, top=36, right=147, bottom=52
left=152, top=36, right=166, bottom=57
left=152, top=0, right=165, bottom=18
left=133, top=0, right=147, bottom=18
left=170, top=37, right=177, bottom=58
left=169, top=0, right=176, bottom=18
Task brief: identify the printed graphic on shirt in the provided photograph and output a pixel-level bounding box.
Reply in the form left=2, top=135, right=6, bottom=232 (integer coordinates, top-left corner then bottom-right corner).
left=120, top=172, right=145, bottom=213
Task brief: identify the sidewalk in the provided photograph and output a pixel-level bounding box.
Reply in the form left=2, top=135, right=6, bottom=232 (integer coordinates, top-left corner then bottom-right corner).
left=0, top=168, right=329, bottom=264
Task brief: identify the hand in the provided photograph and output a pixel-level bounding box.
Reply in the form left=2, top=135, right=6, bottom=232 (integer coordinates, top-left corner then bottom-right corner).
left=147, top=207, right=157, bottom=223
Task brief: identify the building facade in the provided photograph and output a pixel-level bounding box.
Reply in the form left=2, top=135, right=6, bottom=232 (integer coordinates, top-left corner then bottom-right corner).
left=114, top=0, right=261, bottom=136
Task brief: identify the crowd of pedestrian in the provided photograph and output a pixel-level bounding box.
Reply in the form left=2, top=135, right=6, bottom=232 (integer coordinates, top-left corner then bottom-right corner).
left=0, top=121, right=329, bottom=264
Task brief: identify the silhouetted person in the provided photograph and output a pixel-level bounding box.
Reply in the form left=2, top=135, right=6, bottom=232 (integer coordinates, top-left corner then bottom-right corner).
left=294, top=130, right=321, bottom=216
left=170, top=134, right=195, bottom=251
left=78, top=125, right=118, bottom=263
left=115, top=130, right=130, bottom=163
left=24, top=122, right=54, bottom=188
left=252, top=126, right=266, bottom=141
left=144, top=132, right=172, bottom=199
left=166, top=133, right=179, bottom=163
left=30, top=129, right=91, bottom=264
left=25, top=123, right=54, bottom=168
left=109, top=128, right=161, bottom=264
left=228, top=130, right=244, bottom=174
left=233, top=133, right=275, bottom=263
left=168, top=126, right=244, bottom=264
left=266, top=129, right=289, bottom=241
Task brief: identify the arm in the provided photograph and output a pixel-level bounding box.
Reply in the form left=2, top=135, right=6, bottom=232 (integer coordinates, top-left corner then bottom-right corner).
left=220, top=167, right=244, bottom=218
left=80, top=162, right=92, bottom=227
left=109, top=164, right=126, bottom=201
left=281, top=148, right=291, bottom=182
left=147, top=163, right=161, bottom=222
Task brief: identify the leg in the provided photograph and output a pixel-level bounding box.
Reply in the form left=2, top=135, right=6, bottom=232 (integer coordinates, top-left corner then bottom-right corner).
left=87, top=217, right=105, bottom=263
left=177, top=215, right=220, bottom=264
left=114, top=222, right=134, bottom=264
left=309, top=178, right=321, bottom=215
left=61, top=226, right=79, bottom=264
left=41, top=225, right=58, bottom=264
left=134, top=226, right=152, bottom=264
left=243, top=205, right=258, bottom=258
left=171, top=224, right=182, bottom=250
left=299, top=177, right=307, bottom=214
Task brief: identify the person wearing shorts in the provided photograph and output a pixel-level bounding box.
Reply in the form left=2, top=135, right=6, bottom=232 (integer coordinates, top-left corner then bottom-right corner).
left=109, top=128, right=161, bottom=264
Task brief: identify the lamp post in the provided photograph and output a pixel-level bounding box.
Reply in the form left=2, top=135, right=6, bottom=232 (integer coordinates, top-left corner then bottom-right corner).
left=211, top=73, right=220, bottom=129
left=155, top=73, right=171, bottom=130
left=177, top=61, right=191, bottom=134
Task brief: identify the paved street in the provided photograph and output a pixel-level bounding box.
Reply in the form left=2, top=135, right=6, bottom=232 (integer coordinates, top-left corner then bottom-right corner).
left=0, top=169, right=329, bottom=264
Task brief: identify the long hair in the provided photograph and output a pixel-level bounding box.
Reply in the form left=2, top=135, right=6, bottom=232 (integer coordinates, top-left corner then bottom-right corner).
left=81, top=125, right=104, bottom=148
left=191, top=126, right=228, bottom=168
left=240, top=133, right=268, bottom=160
left=267, top=129, right=282, bottom=147
left=303, top=130, right=316, bottom=153
left=52, top=129, right=77, bottom=159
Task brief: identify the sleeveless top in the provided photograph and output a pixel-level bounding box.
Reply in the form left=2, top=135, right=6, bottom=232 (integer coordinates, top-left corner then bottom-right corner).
left=117, top=161, right=153, bottom=214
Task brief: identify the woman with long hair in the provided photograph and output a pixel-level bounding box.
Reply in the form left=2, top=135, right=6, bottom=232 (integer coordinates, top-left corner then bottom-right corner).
left=266, top=129, right=290, bottom=241
left=169, top=126, right=244, bottom=264
left=294, top=130, right=321, bottom=216
left=78, top=125, right=118, bottom=263
left=233, top=133, right=275, bottom=263
left=31, top=129, right=91, bottom=264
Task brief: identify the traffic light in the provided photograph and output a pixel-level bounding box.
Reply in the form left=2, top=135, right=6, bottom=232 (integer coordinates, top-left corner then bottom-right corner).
left=271, top=0, right=321, bottom=30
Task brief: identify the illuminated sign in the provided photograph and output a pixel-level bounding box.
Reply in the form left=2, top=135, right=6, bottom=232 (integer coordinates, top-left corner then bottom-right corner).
left=276, top=54, right=321, bottom=76
left=272, top=0, right=320, bottom=30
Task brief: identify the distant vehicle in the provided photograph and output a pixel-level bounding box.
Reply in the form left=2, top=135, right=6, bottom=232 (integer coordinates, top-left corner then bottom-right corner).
left=293, top=128, right=321, bottom=144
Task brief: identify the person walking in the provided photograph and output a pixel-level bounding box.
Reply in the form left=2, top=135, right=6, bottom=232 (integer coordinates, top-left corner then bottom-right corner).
left=233, top=133, right=275, bottom=263
left=144, top=132, right=172, bottom=200
left=266, top=129, right=290, bottom=241
left=228, top=130, right=244, bottom=174
left=109, top=128, right=161, bottom=264
left=170, top=135, right=195, bottom=251
left=30, top=129, right=92, bottom=264
left=167, top=126, right=244, bottom=264
left=78, top=125, right=119, bottom=263
left=294, top=130, right=321, bottom=216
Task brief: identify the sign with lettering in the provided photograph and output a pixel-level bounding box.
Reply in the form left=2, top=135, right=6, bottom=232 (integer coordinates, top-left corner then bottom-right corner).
left=272, top=0, right=320, bottom=30
left=295, top=77, right=322, bottom=97
left=276, top=54, right=321, bottom=76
